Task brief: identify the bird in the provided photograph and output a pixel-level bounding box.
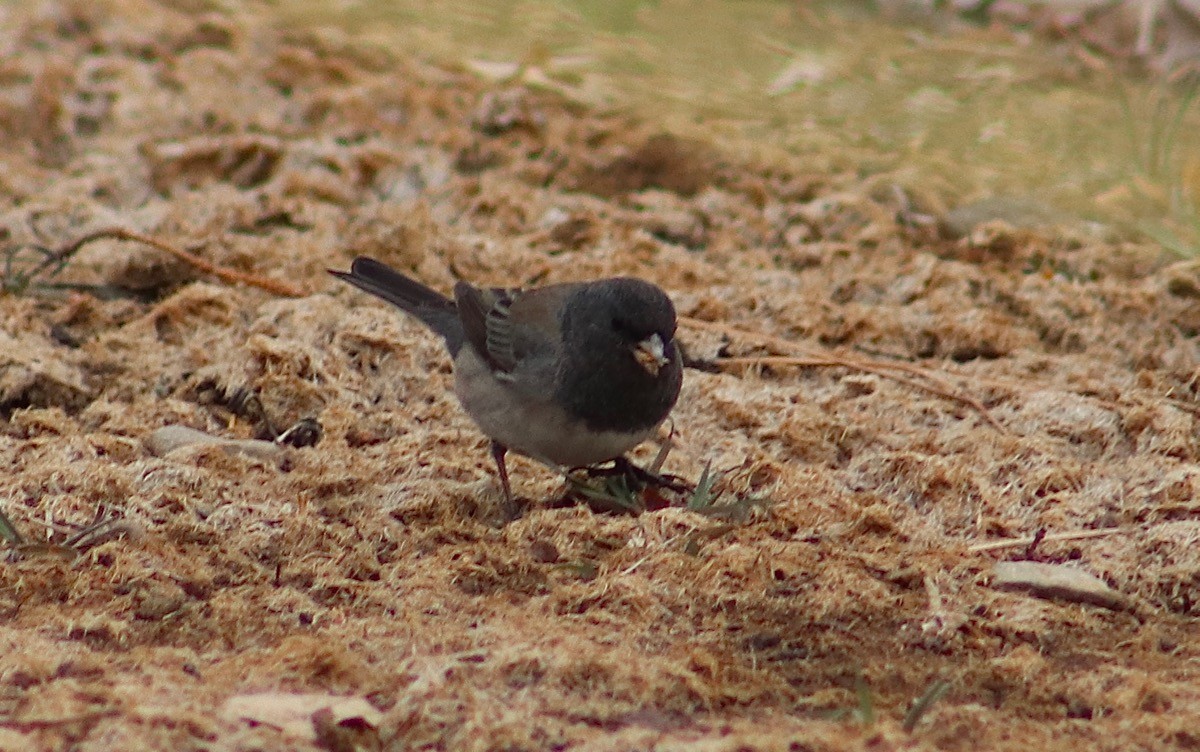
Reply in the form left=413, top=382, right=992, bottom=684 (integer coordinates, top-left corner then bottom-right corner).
left=328, top=256, right=683, bottom=504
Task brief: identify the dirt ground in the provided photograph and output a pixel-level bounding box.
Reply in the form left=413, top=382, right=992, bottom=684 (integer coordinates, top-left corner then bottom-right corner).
left=2, top=2, right=1200, bottom=750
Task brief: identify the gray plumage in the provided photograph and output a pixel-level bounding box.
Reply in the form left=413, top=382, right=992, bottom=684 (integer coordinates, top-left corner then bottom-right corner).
left=329, top=256, right=683, bottom=502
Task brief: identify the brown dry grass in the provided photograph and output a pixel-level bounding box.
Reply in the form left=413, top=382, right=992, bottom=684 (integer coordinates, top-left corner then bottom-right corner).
left=2, top=1, right=1200, bottom=750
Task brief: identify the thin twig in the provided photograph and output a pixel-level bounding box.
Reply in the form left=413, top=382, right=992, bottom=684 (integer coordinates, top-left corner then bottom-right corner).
left=2, top=709, right=120, bottom=729
left=903, top=679, right=952, bottom=733
left=649, top=422, right=675, bottom=474
left=681, top=317, right=1007, bottom=433
left=34, top=228, right=306, bottom=297
left=619, top=532, right=688, bottom=576
left=62, top=516, right=127, bottom=549
left=1166, top=398, right=1200, bottom=418
left=967, top=528, right=1124, bottom=553
left=717, top=356, right=846, bottom=368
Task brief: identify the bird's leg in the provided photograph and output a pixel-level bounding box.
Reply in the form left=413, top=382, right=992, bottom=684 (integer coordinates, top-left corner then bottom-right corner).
left=491, top=440, right=513, bottom=504
left=599, top=456, right=690, bottom=493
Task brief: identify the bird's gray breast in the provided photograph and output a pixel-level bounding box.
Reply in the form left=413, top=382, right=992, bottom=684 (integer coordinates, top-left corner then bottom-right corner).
left=452, top=347, right=655, bottom=467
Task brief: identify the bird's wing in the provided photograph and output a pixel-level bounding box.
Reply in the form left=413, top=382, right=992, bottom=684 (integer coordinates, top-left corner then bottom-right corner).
left=454, top=281, right=577, bottom=378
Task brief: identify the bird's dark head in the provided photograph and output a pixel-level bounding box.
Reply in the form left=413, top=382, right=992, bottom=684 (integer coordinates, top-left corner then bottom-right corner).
left=564, top=277, right=678, bottom=378
left=557, top=277, right=682, bottom=433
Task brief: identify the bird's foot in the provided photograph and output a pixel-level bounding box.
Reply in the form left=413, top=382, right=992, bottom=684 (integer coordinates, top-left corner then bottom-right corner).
left=585, top=456, right=690, bottom=494
left=551, top=456, right=691, bottom=514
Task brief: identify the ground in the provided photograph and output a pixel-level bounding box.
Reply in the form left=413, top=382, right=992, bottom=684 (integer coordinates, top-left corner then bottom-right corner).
left=2, top=2, right=1200, bottom=751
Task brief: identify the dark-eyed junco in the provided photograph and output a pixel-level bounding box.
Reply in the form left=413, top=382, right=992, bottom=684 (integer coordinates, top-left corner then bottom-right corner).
left=329, top=256, right=683, bottom=502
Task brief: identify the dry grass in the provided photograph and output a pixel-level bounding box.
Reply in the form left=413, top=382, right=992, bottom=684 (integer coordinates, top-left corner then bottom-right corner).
left=1, top=2, right=1199, bottom=750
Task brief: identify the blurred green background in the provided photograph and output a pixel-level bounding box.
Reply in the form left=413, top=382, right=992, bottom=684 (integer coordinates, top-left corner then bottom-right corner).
left=280, top=0, right=1200, bottom=252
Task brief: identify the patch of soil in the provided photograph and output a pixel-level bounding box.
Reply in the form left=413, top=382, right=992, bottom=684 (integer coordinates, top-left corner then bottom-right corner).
left=2, top=2, right=1199, bottom=750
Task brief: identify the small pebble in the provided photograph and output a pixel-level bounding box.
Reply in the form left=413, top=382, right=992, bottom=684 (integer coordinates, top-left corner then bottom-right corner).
left=145, top=425, right=283, bottom=461
left=991, top=561, right=1131, bottom=611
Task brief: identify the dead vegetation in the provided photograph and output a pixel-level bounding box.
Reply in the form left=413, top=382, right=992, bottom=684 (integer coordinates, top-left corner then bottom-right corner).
left=2, top=1, right=1200, bottom=750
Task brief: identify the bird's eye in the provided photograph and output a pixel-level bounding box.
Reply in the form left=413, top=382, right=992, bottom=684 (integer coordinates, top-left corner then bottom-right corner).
left=611, top=317, right=638, bottom=339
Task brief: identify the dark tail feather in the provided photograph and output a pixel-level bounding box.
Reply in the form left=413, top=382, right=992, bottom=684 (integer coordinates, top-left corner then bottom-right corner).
left=329, top=257, right=464, bottom=353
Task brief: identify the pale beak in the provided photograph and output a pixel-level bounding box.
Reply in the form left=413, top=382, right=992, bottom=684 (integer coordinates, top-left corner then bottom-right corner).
left=633, top=333, right=669, bottom=376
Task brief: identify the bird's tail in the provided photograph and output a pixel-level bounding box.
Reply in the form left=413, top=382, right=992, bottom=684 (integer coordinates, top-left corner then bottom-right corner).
left=329, top=256, right=465, bottom=353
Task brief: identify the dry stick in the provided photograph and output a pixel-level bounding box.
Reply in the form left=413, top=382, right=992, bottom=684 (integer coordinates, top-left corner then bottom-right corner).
left=43, top=228, right=306, bottom=297
left=619, top=532, right=688, bottom=576
left=1166, top=398, right=1200, bottom=419
left=967, top=528, right=1124, bottom=553
left=680, top=316, right=1007, bottom=433
left=6, top=709, right=121, bottom=729
left=721, top=355, right=1005, bottom=433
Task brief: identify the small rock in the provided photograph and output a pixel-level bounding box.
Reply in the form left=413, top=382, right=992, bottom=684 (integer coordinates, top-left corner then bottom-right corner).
left=530, top=539, right=560, bottom=564
left=221, top=692, right=381, bottom=745
left=990, top=561, right=1131, bottom=611
left=145, top=425, right=284, bottom=461
left=1165, top=263, right=1200, bottom=299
